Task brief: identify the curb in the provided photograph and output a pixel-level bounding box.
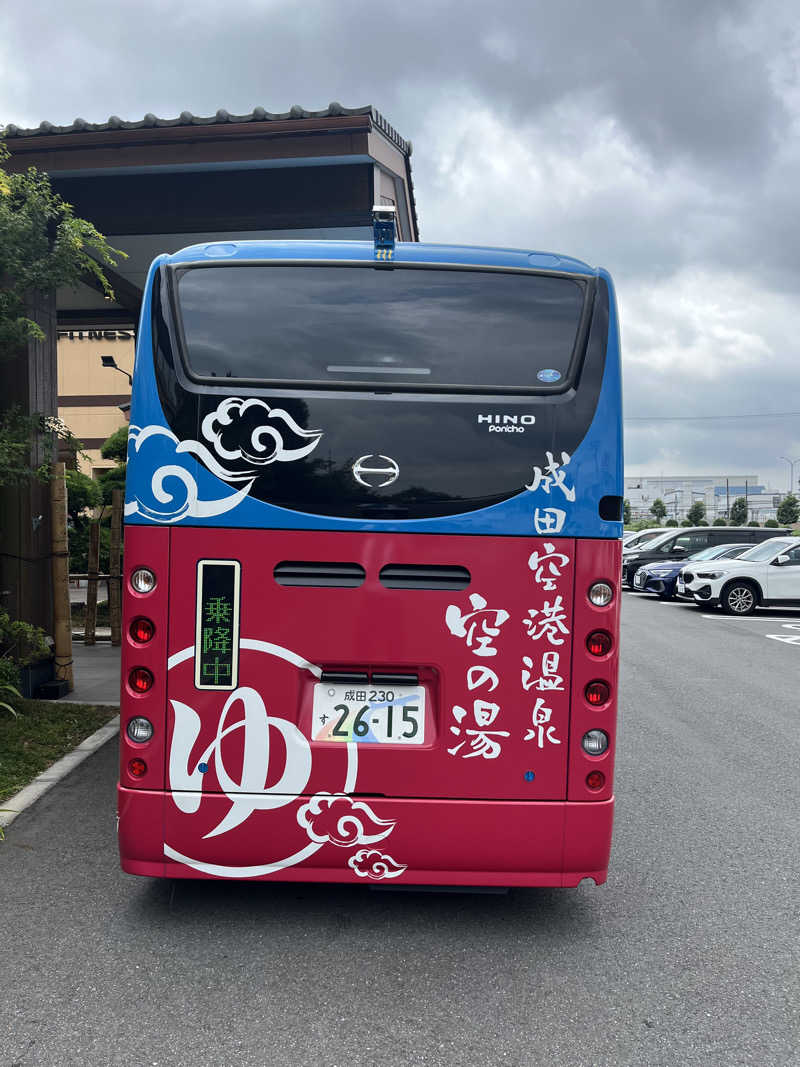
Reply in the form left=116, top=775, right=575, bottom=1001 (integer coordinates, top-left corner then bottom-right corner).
left=0, top=714, right=120, bottom=830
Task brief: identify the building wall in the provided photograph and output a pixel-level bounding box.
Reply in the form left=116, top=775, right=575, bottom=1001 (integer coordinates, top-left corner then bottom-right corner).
left=57, top=330, right=133, bottom=476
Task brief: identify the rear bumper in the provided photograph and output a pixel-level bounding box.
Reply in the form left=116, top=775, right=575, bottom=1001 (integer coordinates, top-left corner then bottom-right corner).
left=118, top=786, right=614, bottom=888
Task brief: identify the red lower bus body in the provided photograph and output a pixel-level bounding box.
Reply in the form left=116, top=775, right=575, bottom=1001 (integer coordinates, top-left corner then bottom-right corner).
left=118, top=527, right=620, bottom=886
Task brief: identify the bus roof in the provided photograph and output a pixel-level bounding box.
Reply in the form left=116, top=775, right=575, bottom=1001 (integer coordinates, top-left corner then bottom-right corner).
left=161, top=240, right=599, bottom=277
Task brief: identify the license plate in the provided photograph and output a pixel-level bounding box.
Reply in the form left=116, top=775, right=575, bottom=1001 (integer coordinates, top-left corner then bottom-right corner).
left=312, top=684, right=425, bottom=744
left=634, top=572, right=645, bottom=587
left=677, top=578, right=685, bottom=592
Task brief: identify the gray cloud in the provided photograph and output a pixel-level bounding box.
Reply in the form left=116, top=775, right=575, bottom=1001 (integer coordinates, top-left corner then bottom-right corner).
left=2, top=0, right=799, bottom=490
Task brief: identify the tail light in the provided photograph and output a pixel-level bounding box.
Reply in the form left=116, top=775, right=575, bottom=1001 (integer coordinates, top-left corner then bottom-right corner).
left=585, top=680, right=610, bottom=706
left=586, top=630, right=612, bottom=656
left=126, top=716, right=154, bottom=743
left=130, top=617, right=155, bottom=643
left=586, top=770, right=605, bottom=790
left=588, top=581, right=614, bottom=606
left=130, top=567, right=156, bottom=594
left=582, top=729, right=609, bottom=755
left=128, top=758, right=147, bottom=777
left=129, top=667, right=154, bottom=693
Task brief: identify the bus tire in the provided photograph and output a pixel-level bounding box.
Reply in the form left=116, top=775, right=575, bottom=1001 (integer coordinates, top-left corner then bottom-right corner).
left=721, top=580, right=758, bottom=616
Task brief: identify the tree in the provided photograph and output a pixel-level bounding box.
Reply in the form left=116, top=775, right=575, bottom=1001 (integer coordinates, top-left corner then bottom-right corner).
left=650, top=498, right=667, bottom=521
left=0, top=143, right=122, bottom=364
left=686, top=500, right=706, bottom=525
left=623, top=498, right=631, bottom=525
left=100, top=426, right=128, bottom=464
left=0, top=144, right=121, bottom=492
left=776, top=493, right=799, bottom=526
left=729, top=497, right=748, bottom=525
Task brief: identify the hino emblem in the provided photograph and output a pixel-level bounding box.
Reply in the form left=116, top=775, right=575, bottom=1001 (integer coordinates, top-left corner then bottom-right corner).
left=352, top=454, right=400, bottom=488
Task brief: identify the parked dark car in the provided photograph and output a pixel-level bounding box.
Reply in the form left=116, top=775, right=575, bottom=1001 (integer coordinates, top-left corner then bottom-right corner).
left=632, top=543, right=751, bottom=598
left=621, top=526, right=790, bottom=589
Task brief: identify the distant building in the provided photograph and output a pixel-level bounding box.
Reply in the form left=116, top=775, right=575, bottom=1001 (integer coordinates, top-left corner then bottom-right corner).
left=624, top=474, right=781, bottom=521
left=58, top=328, right=133, bottom=477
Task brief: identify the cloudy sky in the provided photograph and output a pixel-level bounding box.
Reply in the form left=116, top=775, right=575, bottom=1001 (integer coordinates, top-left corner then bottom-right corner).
left=2, top=0, right=799, bottom=490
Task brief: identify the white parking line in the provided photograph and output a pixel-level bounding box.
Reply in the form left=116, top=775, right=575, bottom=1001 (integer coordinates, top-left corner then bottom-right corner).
left=701, top=614, right=800, bottom=621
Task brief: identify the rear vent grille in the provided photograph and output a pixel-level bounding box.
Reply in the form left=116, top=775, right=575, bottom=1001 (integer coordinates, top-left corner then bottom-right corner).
left=379, top=564, right=471, bottom=590
left=273, top=561, right=366, bottom=588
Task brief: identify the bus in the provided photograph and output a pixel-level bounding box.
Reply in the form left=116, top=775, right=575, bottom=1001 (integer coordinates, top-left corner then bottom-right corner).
left=118, top=216, right=623, bottom=886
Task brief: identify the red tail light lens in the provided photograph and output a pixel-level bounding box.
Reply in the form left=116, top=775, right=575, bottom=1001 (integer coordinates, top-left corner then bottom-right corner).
left=129, top=667, right=154, bottom=693
left=128, top=758, right=147, bottom=777
left=585, top=680, right=610, bottom=706
left=130, top=617, right=155, bottom=644
left=586, top=770, right=605, bottom=790
left=586, top=630, right=612, bottom=657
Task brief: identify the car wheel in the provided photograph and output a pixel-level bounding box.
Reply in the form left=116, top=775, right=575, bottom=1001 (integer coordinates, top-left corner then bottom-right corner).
left=722, top=581, right=757, bottom=616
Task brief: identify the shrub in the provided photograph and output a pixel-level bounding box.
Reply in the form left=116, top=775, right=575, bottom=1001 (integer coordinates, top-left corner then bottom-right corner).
left=713, top=518, right=727, bottom=525
left=665, top=518, right=679, bottom=527
left=0, top=611, right=51, bottom=666
left=764, top=518, right=780, bottom=528
left=747, top=520, right=760, bottom=527
left=0, top=657, right=20, bottom=690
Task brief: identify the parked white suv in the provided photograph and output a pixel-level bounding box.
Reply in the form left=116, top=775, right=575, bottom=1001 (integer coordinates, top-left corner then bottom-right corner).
left=679, top=537, right=800, bottom=614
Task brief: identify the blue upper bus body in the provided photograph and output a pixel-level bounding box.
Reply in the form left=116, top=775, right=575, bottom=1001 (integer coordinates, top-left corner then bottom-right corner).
left=125, top=240, right=623, bottom=539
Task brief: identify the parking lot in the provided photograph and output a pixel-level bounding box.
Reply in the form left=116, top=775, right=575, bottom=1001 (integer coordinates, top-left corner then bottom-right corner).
left=1, top=590, right=798, bottom=1067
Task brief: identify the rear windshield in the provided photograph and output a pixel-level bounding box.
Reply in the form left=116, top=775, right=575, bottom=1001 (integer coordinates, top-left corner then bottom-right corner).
left=174, top=264, right=587, bottom=390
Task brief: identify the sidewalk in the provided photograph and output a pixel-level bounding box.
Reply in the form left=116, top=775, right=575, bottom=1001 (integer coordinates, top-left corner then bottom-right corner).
left=61, top=639, right=121, bottom=705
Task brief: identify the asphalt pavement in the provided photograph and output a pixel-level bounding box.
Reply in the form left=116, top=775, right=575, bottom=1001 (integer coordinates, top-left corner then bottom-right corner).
left=1, top=593, right=798, bottom=1066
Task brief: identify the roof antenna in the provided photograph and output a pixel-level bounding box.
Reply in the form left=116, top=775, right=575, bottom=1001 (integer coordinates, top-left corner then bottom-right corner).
left=372, top=204, right=396, bottom=261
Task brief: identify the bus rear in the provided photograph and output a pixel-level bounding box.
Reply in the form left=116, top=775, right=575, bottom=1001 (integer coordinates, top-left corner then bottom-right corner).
left=118, top=234, right=622, bottom=886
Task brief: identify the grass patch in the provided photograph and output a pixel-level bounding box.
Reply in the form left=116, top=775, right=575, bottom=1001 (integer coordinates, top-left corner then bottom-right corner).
left=0, top=700, right=117, bottom=804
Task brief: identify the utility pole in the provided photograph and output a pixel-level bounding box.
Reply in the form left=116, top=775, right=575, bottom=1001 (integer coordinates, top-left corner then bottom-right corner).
left=726, top=478, right=729, bottom=518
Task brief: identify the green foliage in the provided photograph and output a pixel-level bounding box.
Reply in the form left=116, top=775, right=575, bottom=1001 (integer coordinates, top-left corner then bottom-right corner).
left=100, top=425, right=128, bottom=463
left=65, top=468, right=102, bottom=520
left=98, top=462, right=126, bottom=505
left=623, top=498, right=631, bottom=525
left=0, top=143, right=123, bottom=362
left=0, top=658, right=20, bottom=689
left=0, top=659, right=21, bottom=716
left=665, top=518, right=679, bottom=527
left=69, top=520, right=110, bottom=574
left=0, top=680, right=22, bottom=718
left=713, top=517, right=727, bottom=526
left=729, top=497, right=748, bottom=524
left=0, top=610, right=50, bottom=667
left=686, top=500, right=706, bottom=525
left=764, top=518, right=780, bottom=528
left=747, top=520, right=760, bottom=527
left=0, top=405, right=83, bottom=487
left=680, top=519, right=692, bottom=526
left=776, top=493, right=799, bottom=525
left=649, top=497, right=667, bottom=521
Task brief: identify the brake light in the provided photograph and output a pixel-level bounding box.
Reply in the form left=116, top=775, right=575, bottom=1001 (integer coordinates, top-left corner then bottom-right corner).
left=585, top=680, right=610, bottom=706
left=586, top=630, right=613, bottom=656
left=129, top=667, right=154, bottom=693
left=128, top=758, right=147, bottom=777
left=130, top=617, right=155, bottom=644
